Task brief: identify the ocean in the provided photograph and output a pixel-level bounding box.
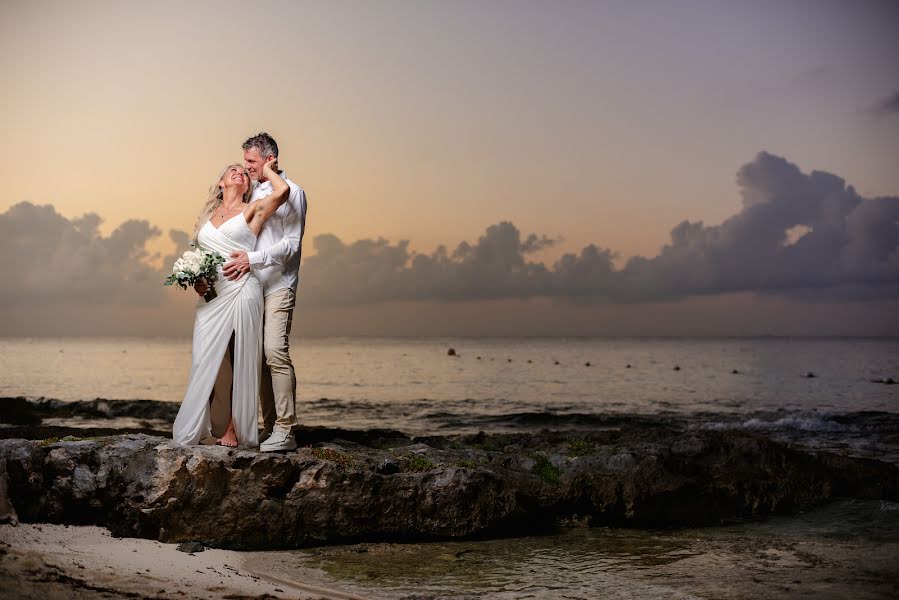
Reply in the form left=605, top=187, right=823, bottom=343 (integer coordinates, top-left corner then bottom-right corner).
left=2, top=335, right=897, bottom=425
left=3, top=335, right=898, bottom=598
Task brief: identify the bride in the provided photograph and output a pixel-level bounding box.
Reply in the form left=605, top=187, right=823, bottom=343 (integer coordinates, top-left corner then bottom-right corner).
left=173, top=158, right=288, bottom=448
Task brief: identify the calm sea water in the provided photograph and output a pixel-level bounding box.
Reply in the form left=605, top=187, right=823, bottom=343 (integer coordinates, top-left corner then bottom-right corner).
left=1, top=336, right=896, bottom=432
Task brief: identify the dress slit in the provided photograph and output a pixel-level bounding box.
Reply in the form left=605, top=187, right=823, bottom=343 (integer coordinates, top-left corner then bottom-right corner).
left=208, top=330, right=237, bottom=439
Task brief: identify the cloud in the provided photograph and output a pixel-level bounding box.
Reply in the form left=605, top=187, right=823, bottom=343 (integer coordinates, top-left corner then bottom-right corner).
left=604, top=152, right=899, bottom=302
left=297, top=152, right=899, bottom=306
left=0, top=202, right=166, bottom=307
left=2, top=152, right=897, bottom=314
left=870, top=90, right=899, bottom=117
left=298, top=222, right=560, bottom=305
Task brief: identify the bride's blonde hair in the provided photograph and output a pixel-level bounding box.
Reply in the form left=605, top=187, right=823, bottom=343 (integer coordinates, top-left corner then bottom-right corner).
left=192, top=163, right=255, bottom=243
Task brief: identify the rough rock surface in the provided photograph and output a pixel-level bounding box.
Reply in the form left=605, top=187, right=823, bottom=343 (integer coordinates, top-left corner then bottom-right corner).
left=2, top=425, right=897, bottom=550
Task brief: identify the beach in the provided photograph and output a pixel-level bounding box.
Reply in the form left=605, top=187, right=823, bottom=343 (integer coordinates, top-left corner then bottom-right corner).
left=4, top=505, right=897, bottom=600
left=0, top=523, right=364, bottom=600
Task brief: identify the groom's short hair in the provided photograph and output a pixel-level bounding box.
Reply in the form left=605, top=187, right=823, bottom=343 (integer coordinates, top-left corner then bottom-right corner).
left=242, top=132, right=279, bottom=159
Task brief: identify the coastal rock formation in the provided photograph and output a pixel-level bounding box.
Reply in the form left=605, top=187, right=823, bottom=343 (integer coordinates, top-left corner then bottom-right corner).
left=14, top=397, right=182, bottom=423
left=2, top=424, right=897, bottom=550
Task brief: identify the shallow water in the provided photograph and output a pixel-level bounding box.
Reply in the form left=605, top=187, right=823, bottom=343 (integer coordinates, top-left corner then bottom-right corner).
left=245, top=500, right=899, bottom=599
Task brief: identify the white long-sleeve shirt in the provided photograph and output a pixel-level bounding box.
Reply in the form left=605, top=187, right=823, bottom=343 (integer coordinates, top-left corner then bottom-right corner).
left=247, top=172, right=307, bottom=297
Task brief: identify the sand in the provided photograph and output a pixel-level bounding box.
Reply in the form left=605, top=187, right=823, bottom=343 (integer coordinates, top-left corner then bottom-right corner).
left=0, top=523, right=367, bottom=600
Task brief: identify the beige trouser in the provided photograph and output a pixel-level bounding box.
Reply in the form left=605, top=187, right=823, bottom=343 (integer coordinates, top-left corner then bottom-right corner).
left=259, top=288, right=298, bottom=432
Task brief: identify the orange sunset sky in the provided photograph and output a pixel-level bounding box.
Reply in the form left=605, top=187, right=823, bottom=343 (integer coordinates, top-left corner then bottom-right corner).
left=1, top=0, right=898, bottom=336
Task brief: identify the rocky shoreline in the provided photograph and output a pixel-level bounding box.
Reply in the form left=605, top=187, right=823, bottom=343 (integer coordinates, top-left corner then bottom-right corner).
left=2, top=398, right=897, bottom=550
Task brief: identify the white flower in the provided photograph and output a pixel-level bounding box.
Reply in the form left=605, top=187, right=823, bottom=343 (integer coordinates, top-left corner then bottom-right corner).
left=175, top=249, right=201, bottom=275
left=187, top=257, right=203, bottom=272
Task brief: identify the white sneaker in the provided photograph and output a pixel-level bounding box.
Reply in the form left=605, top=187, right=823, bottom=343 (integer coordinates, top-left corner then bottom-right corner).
left=260, top=428, right=297, bottom=452
left=259, top=428, right=274, bottom=444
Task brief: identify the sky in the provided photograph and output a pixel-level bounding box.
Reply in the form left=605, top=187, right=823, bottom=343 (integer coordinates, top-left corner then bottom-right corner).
left=1, top=0, right=897, bottom=336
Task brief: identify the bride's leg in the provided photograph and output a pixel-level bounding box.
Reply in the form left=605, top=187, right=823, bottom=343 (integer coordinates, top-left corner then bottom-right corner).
left=209, top=349, right=233, bottom=437
left=216, top=332, right=240, bottom=447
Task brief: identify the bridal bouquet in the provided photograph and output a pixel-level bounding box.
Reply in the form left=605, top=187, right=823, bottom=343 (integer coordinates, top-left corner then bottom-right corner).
left=164, top=246, right=225, bottom=302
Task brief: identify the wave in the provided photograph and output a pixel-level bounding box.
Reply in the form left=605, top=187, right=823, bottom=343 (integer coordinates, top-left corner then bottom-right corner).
left=697, top=410, right=899, bottom=434
left=741, top=415, right=855, bottom=433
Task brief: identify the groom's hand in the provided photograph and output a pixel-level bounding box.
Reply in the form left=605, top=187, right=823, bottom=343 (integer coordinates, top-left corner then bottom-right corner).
left=223, top=251, right=251, bottom=280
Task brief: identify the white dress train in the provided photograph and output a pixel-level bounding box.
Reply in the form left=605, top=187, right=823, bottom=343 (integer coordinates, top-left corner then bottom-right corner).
left=173, top=213, right=263, bottom=448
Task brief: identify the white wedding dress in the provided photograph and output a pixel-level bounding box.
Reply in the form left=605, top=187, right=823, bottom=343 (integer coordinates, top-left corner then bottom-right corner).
left=173, top=212, right=263, bottom=448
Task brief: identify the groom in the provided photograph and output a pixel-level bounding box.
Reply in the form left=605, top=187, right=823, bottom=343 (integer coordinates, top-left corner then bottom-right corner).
left=199, top=132, right=307, bottom=452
